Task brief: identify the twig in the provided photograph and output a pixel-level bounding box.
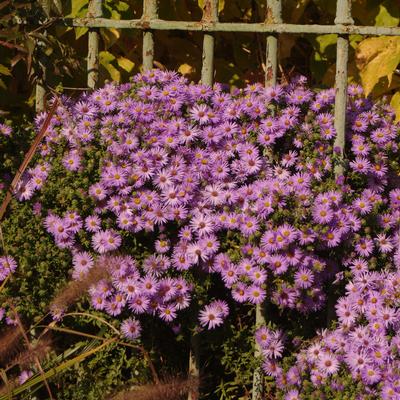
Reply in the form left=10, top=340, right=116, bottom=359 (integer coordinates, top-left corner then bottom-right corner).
left=0, top=39, right=27, bottom=53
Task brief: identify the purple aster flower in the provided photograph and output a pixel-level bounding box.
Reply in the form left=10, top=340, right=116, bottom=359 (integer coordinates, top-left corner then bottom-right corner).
left=0, top=123, right=12, bottom=136
left=18, top=370, right=33, bottom=385
left=375, top=233, right=394, bottom=254
left=262, top=337, right=284, bottom=359
left=284, top=389, right=300, bottom=400
left=294, top=268, right=314, bottom=289
left=85, top=215, right=102, bottom=232
left=317, top=352, right=339, bottom=375
left=92, top=230, right=122, bottom=253
left=190, top=104, right=211, bottom=125
left=62, top=151, right=81, bottom=171
left=0, top=256, right=17, bottom=281
left=350, top=157, right=371, bottom=174
left=158, top=304, right=177, bottom=322
left=121, top=317, right=141, bottom=340
left=72, top=251, right=94, bottom=279
left=129, top=295, right=149, bottom=314
left=199, top=303, right=224, bottom=329
left=89, top=183, right=108, bottom=201
left=353, top=198, right=372, bottom=215
left=355, top=238, right=374, bottom=257
left=312, top=204, right=334, bottom=224
left=190, top=213, right=215, bottom=237
left=247, top=285, right=266, bottom=304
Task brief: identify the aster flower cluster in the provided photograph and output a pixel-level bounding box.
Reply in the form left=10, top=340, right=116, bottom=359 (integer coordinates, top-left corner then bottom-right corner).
left=11, top=69, right=400, bottom=396
left=87, top=254, right=192, bottom=326
left=255, top=325, right=285, bottom=363
left=273, top=268, right=400, bottom=399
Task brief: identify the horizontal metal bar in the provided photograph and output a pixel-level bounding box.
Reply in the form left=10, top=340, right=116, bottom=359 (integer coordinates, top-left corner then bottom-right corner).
left=67, top=18, right=400, bottom=35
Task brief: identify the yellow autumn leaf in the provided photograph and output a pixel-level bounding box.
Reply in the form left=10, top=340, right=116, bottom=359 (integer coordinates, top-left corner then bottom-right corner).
left=198, top=0, right=225, bottom=13
left=178, top=63, right=194, bottom=75
left=117, top=56, right=134, bottom=73
left=390, top=91, right=400, bottom=122
left=356, top=36, right=400, bottom=96
left=101, top=28, right=120, bottom=50
left=75, top=27, right=88, bottom=40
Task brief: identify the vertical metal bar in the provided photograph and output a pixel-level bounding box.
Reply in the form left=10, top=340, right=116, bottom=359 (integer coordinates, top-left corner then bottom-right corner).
left=252, top=303, right=266, bottom=400
left=201, top=0, right=218, bottom=86
left=252, top=5, right=283, bottom=400
left=252, top=3, right=283, bottom=399
left=87, top=0, right=102, bottom=89
left=265, top=0, right=282, bottom=86
left=142, top=0, right=158, bottom=71
left=333, top=0, right=353, bottom=175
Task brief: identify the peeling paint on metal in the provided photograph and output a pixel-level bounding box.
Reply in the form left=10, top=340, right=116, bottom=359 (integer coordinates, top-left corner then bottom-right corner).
left=201, top=0, right=218, bottom=86
left=87, top=0, right=102, bottom=89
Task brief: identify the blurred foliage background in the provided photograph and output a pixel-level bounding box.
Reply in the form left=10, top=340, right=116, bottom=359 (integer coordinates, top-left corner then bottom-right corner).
left=1, top=0, right=400, bottom=117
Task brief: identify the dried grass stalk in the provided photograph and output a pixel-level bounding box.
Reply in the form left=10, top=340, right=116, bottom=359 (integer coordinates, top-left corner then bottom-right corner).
left=110, top=376, right=199, bottom=400
left=11, top=335, right=53, bottom=369
left=50, top=260, right=111, bottom=315
left=0, top=328, right=23, bottom=366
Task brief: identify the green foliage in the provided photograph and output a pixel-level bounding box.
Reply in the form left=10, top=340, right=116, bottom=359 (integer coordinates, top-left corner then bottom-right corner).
left=214, top=320, right=256, bottom=400
left=51, top=340, right=148, bottom=400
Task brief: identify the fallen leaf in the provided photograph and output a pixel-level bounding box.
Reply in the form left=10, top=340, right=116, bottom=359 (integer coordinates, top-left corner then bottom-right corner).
left=356, top=36, right=400, bottom=95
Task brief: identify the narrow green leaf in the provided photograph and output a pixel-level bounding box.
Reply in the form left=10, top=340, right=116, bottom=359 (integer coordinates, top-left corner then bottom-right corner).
left=99, top=50, right=121, bottom=81
left=117, top=56, right=134, bottom=72
left=0, top=64, right=11, bottom=76
left=67, top=0, right=88, bottom=18
left=74, top=26, right=88, bottom=40
left=0, top=340, right=115, bottom=399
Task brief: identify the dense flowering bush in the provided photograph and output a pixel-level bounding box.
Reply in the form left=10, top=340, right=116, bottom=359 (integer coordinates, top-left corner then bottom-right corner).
left=3, top=69, right=400, bottom=398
